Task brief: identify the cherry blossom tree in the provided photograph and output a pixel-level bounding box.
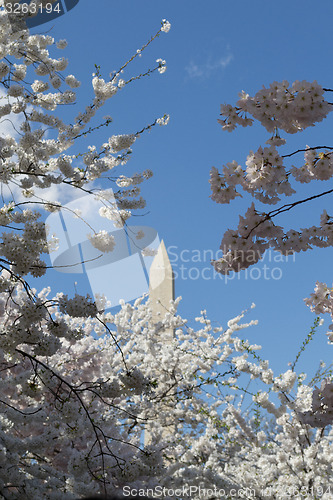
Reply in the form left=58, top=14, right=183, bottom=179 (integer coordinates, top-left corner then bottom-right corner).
left=0, top=3, right=181, bottom=497
left=210, top=80, right=333, bottom=340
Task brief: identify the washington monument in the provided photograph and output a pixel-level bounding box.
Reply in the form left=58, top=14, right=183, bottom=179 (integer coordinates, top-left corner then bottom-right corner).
left=148, top=239, right=174, bottom=342
left=145, top=240, right=175, bottom=445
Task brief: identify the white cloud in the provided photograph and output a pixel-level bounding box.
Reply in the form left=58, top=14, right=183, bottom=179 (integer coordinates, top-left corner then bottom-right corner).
left=185, top=52, right=233, bottom=80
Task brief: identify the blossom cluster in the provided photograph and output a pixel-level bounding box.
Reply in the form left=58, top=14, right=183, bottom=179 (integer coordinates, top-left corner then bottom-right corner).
left=299, top=379, right=333, bottom=428
left=212, top=201, right=333, bottom=274
left=211, top=144, right=333, bottom=210
left=210, top=144, right=296, bottom=205
left=219, top=80, right=330, bottom=134
left=304, top=281, right=333, bottom=341
left=290, top=147, right=333, bottom=183
left=87, top=229, right=116, bottom=252
left=58, top=293, right=98, bottom=318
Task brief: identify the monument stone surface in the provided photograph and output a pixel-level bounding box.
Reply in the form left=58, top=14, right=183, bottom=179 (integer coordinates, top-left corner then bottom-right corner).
left=145, top=240, right=175, bottom=445
left=148, top=240, right=174, bottom=342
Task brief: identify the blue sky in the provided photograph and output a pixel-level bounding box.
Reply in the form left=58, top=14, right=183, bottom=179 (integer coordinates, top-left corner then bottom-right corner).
left=25, top=0, right=333, bottom=377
